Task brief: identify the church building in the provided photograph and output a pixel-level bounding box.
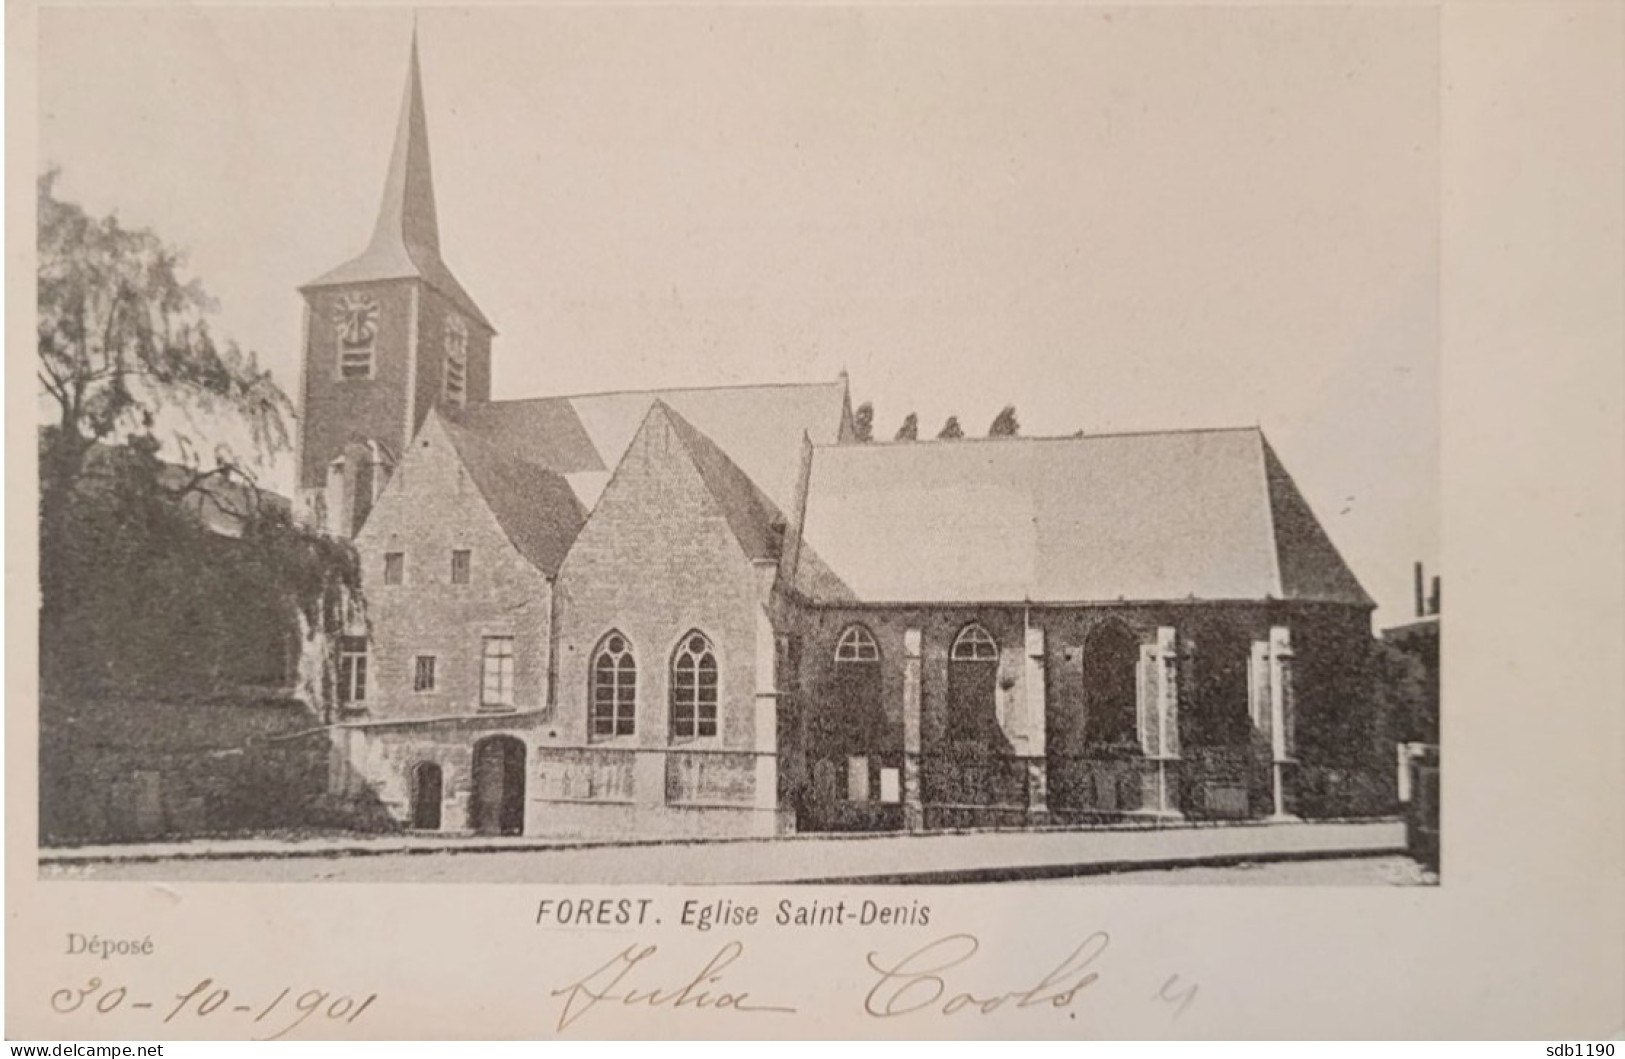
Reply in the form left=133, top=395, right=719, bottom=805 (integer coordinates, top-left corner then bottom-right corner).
left=297, top=39, right=1394, bottom=839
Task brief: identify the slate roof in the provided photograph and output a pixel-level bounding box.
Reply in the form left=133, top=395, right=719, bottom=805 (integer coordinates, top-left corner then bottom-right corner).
left=438, top=414, right=585, bottom=577
left=789, top=427, right=1371, bottom=607
left=301, top=34, right=492, bottom=329
left=450, top=379, right=848, bottom=511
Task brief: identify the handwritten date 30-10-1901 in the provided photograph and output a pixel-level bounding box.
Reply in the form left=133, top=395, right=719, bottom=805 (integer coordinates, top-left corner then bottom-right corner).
left=549, top=930, right=1199, bottom=1033
left=50, top=976, right=377, bottom=1041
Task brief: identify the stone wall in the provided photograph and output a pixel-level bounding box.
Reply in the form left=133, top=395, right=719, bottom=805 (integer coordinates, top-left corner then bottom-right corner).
left=553, top=409, right=770, bottom=756
left=354, top=413, right=555, bottom=722
left=540, top=407, right=789, bottom=837
left=40, top=695, right=390, bottom=844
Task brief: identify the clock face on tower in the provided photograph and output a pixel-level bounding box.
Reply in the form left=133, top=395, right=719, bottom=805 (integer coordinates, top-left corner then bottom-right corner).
left=333, top=293, right=380, bottom=349
left=333, top=293, right=380, bottom=379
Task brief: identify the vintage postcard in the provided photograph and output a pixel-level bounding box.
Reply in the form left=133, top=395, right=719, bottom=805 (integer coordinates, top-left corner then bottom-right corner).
left=7, top=0, right=1621, bottom=1041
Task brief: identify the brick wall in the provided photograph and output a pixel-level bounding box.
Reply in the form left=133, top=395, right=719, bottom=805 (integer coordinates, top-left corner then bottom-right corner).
left=788, top=600, right=1385, bottom=824
left=410, top=286, right=493, bottom=431
left=300, top=283, right=415, bottom=490
left=300, top=281, right=493, bottom=492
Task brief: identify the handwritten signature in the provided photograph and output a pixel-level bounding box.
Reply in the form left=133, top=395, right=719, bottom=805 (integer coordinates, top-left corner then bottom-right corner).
left=548, top=929, right=1194, bottom=1033
left=548, top=941, right=797, bottom=1032
left=862, top=931, right=1109, bottom=1017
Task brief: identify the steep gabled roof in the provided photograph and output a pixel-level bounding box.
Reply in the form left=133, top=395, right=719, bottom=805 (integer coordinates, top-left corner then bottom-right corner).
left=790, top=427, right=1371, bottom=607
left=453, top=379, right=849, bottom=512
left=656, top=403, right=786, bottom=563
left=437, top=414, right=585, bottom=576
left=301, top=33, right=491, bottom=329
left=447, top=398, right=605, bottom=474
left=1260, top=438, right=1370, bottom=606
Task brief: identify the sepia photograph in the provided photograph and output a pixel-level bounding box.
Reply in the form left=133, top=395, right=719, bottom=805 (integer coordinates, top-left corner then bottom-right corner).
left=32, top=5, right=1441, bottom=885
left=9, top=0, right=1620, bottom=1043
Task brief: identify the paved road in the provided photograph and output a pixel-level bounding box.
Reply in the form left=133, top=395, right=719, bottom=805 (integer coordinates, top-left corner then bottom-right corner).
left=41, top=820, right=1407, bottom=884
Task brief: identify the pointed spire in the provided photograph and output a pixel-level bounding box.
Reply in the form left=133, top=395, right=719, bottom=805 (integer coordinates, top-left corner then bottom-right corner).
left=303, top=26, right=492, bottom=329
left=370, top=24, right=440, bottom=257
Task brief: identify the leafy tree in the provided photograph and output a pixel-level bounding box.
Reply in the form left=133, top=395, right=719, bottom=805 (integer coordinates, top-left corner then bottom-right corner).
left=38, top=440, right=360, bottom=704
left=937, top=416, right=964, bottom=440
left=36, top=169, right=292, bottom=513
left=36, top=172, right=359, bottom=712
left=894, top=413, right=919, bottom=441
left=853, top=401, right=874, bottom=443
left=989, top=405, right=1020, bottom=437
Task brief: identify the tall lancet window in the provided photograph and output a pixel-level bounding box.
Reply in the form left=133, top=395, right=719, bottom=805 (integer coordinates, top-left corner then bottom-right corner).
left=948, top=623, right=1000, bottom=745
left=590, top=632, right=637, bottom=739
left=443, top=314, right=468, bottom=406
left=671, top=631, right=719, bottom=740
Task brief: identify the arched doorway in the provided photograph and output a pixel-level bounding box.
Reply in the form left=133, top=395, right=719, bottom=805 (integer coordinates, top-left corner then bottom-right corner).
left=471, top=735, right=526, bottom=836
left=410, top=762, right=443, bottom=830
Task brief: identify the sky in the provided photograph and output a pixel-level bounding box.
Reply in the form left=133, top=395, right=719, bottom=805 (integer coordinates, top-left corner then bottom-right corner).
left=38, top=5, right=1439, bottom=626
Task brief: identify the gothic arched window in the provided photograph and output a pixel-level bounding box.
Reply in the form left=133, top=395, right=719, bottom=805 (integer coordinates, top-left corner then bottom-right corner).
left=834, top=624, right=880, bottom=663
left=948, top=623, right=1000, bottom=745
left=826, top=625, right=884, bottom=762
left=590, top=632, right=636, bottom=739
left=950, top=624, right=999, bottom=662
left=671, top=631, right=719, bottom=740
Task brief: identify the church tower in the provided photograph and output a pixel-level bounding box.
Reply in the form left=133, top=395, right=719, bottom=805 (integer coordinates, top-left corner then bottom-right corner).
left=296, top=32, right=494, bottom=536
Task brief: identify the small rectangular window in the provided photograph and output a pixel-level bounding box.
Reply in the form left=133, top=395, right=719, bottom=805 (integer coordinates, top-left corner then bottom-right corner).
left=413, top=655, right=436, bottom=693
left=338, top=636, right=369, bottom=706
left=451, top=549, right=472, bottom=585
left=383, top=552, right=404, bottom=586
left=879, top=767, right=901, bottom=804
left=481, top=636, right=515, bottom=708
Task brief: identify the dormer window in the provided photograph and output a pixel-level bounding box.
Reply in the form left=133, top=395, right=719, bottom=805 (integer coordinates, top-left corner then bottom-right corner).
left=334, top=292, right=379, bottom=379
left=443, top=314, right=468, bottom=405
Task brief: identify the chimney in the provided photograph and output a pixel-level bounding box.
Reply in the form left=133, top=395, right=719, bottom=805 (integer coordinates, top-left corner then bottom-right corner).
left=1414, top=561, right=1426, bottom=618
left=1429, top=575, right=1441, bottom=616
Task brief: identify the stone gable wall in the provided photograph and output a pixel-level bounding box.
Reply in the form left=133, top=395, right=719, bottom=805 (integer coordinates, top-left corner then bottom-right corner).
left=353, top=414, right=554, bottom=723
left=553, top=412, right=767, bottom=755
